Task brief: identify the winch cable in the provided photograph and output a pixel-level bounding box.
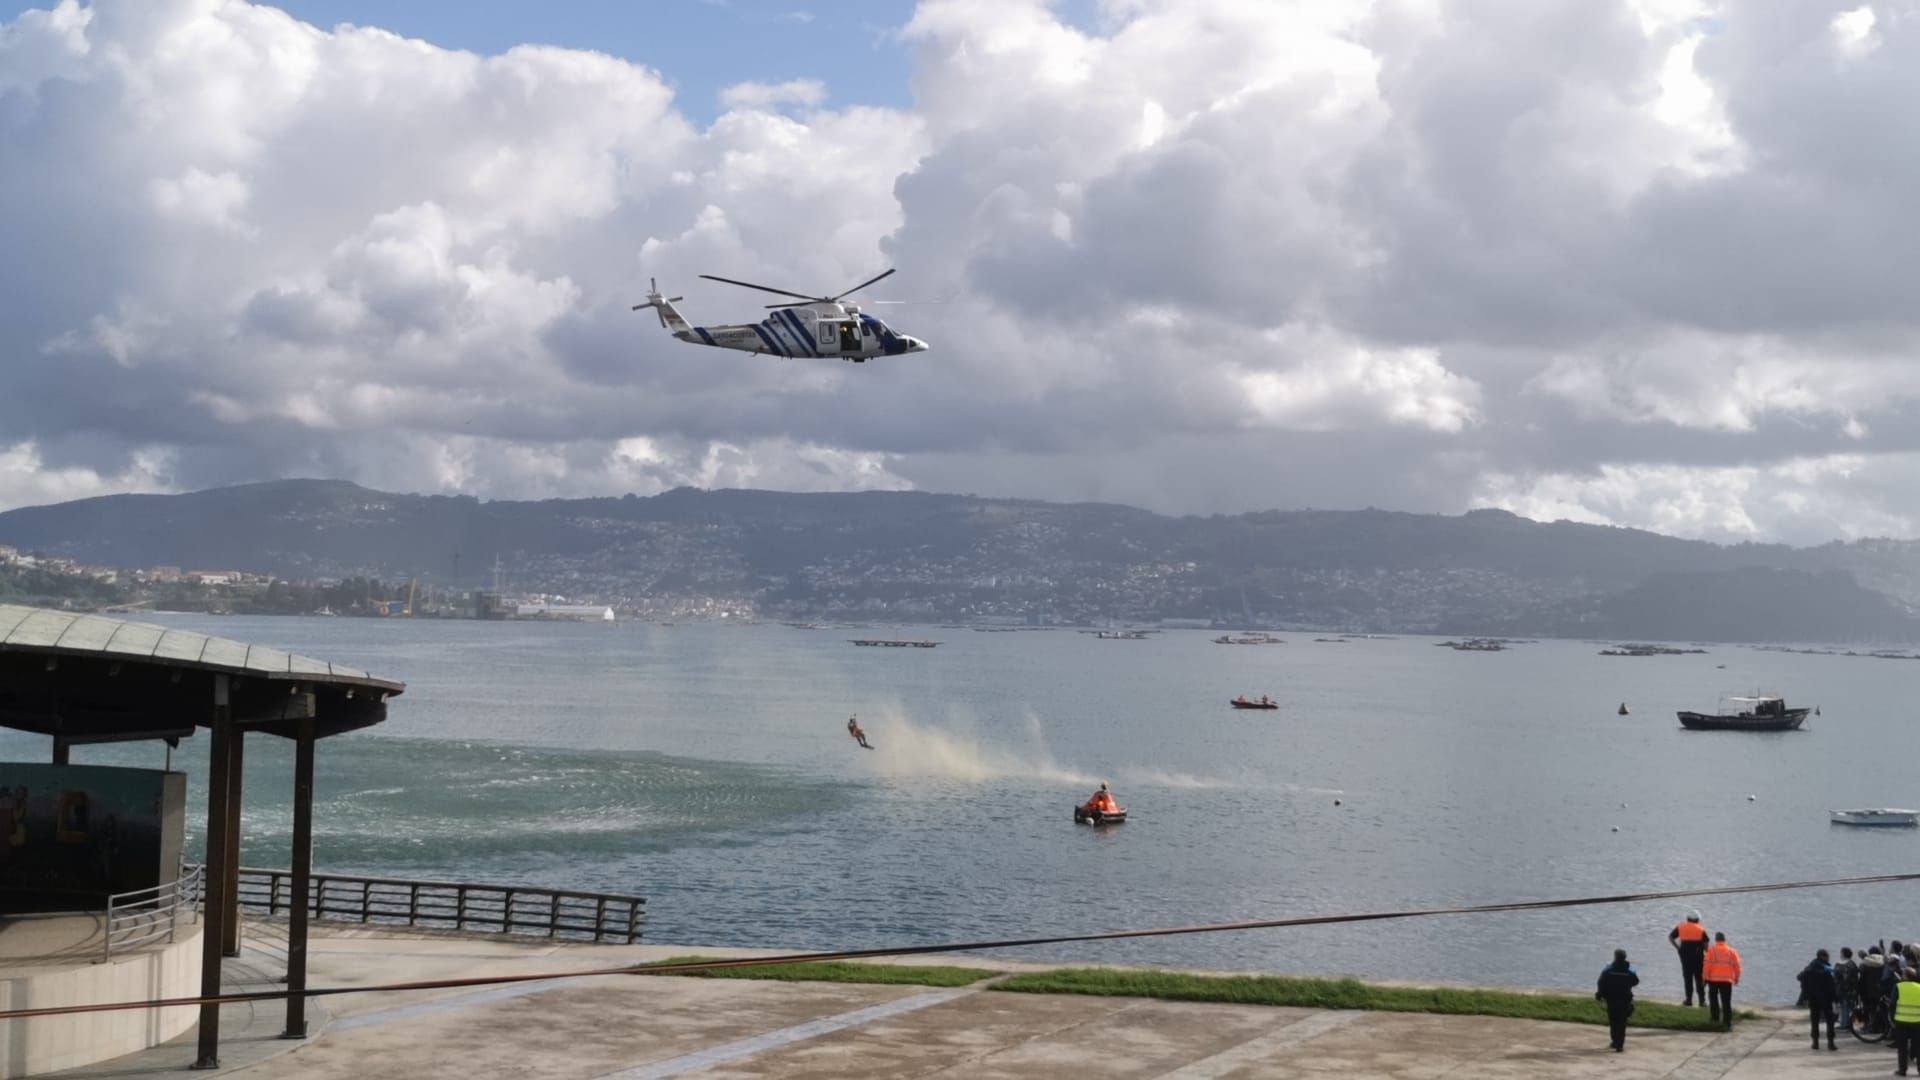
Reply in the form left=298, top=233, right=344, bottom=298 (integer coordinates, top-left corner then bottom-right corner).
left=5, top=868, right=1917, bottom=1022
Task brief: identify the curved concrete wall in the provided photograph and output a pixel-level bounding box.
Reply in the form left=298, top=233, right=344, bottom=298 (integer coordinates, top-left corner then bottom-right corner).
left=0, top=923, right=201, bottom=1078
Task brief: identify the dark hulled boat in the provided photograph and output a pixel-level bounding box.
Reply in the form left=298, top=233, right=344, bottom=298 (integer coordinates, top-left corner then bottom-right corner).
left=1677, top=695, right=1810, bottom=732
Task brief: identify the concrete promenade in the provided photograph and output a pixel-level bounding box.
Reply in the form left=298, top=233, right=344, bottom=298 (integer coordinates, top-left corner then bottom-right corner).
left=54, top=923, right=1906, bottom=1079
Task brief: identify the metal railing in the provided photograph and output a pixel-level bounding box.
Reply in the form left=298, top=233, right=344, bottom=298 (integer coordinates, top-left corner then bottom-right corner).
left=103, top=862, right=205, bottom=961
left=221, top=867, right=645, bottom=943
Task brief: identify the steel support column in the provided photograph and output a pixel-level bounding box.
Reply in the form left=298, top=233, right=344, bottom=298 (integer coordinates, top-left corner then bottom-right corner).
left=220, top=727, right=245, bottom=957
left=282, top=714, right=315, bottom=1039
left=192, top=674, right=233, bottom=1070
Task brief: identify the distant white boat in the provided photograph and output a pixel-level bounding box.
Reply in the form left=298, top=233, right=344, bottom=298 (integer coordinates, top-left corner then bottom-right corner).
left=1830, top=809, right=1920, bottom=827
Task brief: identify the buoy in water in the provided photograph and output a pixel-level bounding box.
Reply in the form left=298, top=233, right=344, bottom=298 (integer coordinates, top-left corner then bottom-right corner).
left=1611, top=826, right=1620, bottom=832
left=1747, top=794, right=1757, bottom=801
left=1617, top=702, right=1629, bottom=715
left=1333, top=798, right=1342, bottom=806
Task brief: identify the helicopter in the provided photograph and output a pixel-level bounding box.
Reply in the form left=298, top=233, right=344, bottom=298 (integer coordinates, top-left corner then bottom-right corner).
left=634, top=269, right=929, bottom=363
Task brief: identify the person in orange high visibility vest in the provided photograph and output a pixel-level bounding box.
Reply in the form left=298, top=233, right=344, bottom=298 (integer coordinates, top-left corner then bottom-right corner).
left=1702, top=932, right=1742, bottom=1030
left=1668, top=910, right=1709, bottom=1006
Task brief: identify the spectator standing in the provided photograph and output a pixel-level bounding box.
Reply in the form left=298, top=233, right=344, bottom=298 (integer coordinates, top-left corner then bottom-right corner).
left=1668, top=911, right=1709, bottom=1006
left=1895, top=969, right=1920, bottom=1076
left=1702, top=932, right=1742, bottom=1031
left=1837, top=947, right=1860, bottom=1032
left=1797, top=949, right=1838, bottom=1051
left=1595, top=949, right=1640, bottom=1053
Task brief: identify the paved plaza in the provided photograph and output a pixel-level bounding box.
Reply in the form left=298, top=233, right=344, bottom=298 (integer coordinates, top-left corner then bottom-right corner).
left=44, top=922, right=1904, bottom=1079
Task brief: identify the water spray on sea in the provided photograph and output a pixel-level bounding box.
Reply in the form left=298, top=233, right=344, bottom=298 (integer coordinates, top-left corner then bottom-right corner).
left=849, top=705, right=1239, bottom=790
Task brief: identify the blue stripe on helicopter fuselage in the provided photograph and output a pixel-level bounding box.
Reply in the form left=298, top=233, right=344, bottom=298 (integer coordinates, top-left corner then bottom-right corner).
left=762, top=317, right=801, bottom=356
left=779, top=309, right=818, bottom=356
left=695, top=327, right=717, bottom=346
left=751, top=324, right=785, bottom=356
left=794, top=309, right=825, bottom=355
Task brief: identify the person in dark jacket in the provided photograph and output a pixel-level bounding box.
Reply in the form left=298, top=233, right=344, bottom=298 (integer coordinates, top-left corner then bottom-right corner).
left=1596, top=948, right=1640, bottom=1052
left=1837, top=947, right=1860, bottom=1032
left=1798, top=949, right=1838, bottom=1051
left=1887, top=941, right=1910, bottom=1020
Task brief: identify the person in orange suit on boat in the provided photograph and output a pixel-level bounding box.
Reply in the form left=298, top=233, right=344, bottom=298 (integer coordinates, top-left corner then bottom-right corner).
left=846, top=715, right=873, bottom=749
left=1082, top=782, right=1120, bottom=816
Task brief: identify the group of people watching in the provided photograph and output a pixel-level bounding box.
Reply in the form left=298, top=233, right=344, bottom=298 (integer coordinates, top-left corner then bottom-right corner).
left=1606, top=911, right=1920, bottom=1070
left=1596, top=911, right=1745, bottom=1054
left=1805, top=941, right=1920, bottom=1072
left=1665, top=910, right=1742, bottom=1027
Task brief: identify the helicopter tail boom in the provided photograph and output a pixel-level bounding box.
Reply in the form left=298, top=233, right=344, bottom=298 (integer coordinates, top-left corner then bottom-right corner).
left=632, top=278, right=694, bottom=338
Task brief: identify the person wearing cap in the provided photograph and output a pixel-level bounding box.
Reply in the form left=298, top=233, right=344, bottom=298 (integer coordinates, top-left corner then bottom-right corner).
left=1897, top=967, right=1920, bottom=1075
left=1668, top=910, right=1709, bottom=1006
left=1595, top=948, right=1640, bottom=1052
left=1702, top=932, right=1742, bottom=1030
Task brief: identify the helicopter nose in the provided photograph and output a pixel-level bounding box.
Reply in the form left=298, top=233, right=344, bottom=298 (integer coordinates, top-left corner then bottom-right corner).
left=903, top=336, right=929, bottom=353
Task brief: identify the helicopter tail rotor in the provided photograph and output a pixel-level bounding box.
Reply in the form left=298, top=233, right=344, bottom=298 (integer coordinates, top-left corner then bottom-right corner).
left=631, top=277, right=684, bottom=328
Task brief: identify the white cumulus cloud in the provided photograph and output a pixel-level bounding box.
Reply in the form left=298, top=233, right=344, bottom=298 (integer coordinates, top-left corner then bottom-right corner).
left=718, top=77, right=826, bottom=111
left=2, top=0, right=1920, bottom=544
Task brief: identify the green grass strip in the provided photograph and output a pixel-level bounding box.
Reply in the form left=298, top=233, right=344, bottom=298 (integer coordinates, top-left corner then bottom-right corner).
left=991, top=968, right=1750, bottom=1031
left=640, top=956, right=998, bottom=987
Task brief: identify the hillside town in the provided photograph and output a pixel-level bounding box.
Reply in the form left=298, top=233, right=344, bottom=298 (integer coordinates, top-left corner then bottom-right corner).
left=0, top=535, right=1625, bottom=631
left=5, top=483, right=1919, bottom=639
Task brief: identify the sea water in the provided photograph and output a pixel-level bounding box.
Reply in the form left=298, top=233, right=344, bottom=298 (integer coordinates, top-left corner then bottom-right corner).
left=6, top=615, right=1912, bottom=1003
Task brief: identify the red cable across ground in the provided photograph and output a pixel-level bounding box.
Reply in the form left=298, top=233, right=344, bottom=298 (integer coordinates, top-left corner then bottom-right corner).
left=3, top=869, right=1914, bottom=1021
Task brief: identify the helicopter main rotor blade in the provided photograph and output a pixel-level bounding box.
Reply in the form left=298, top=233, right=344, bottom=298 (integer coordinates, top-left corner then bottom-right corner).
left=699, top=274, right=820, bottom=303
left=764, top=301, right=821, bottom=309
left=832, top=268, right=896, bottom=301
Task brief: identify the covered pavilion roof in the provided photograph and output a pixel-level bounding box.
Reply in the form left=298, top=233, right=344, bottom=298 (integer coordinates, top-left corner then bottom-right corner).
left=0, top=604, right=403, bottom=742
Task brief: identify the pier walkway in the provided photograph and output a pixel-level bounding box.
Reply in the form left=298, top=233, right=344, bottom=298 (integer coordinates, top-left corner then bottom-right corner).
left=51, top=923, right=1889, bottom=1078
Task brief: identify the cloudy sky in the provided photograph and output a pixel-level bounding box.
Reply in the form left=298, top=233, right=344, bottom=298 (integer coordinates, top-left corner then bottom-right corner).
left=0, top=0, right=1916, bottom=544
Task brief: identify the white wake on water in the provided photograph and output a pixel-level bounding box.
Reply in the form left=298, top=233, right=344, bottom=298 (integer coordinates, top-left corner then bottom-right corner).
left=1112, top=767, right=1233, bottom=790
left=852, top=707, right=1235, bottom=789
left=855, top=706, right=1094, bottom=785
